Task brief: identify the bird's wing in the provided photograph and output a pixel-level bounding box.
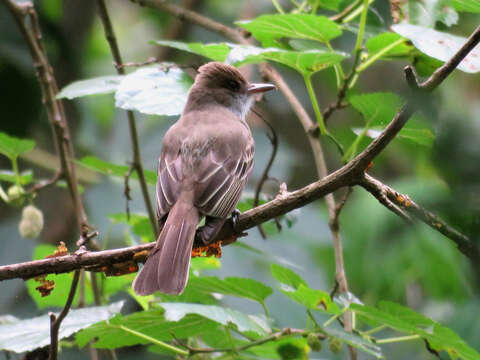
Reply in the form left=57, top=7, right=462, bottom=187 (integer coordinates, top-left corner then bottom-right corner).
left=155, top=150, right=183, bottom=220
left=194, top=141, right=254, bottom=219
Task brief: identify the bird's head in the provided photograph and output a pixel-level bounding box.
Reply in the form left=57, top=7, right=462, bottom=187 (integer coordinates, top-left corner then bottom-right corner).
left=185, top=62, right=275, bottom=120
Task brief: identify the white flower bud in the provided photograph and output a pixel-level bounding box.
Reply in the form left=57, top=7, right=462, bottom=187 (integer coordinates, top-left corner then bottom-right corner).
left=19, top=205, right=44, bottom=238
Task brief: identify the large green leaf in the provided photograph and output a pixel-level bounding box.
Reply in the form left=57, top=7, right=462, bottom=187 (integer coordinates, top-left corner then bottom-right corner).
left=236, top=14, right=342, bottom=47
left=0, top=132, right=35, bottom=161
left=452, top=0, right=480, bottom=12
left=0, top=301, right=123, bottom=353
left=56, top=76, right=124, bottom=99
left=351, top=301, right=480, bottom=360
left=115, top=65, right=193, bottom=116
left=187, top=276, right=273, bottom=305
left=160, top=303, right=271, bottom=336
left=109, top=212, right=153, bottom=241
left=153, top=40, right=229, bottom=61
left=78, top=156, right=157, bottom=184
left=76, top=311, right=219, bottom=349
left=348, top=92, right=434, bottom=149
left=392, top=24, right=480, bottom=73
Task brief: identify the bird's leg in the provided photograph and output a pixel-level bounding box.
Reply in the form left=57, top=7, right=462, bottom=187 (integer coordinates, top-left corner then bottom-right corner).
left=231, top=208, right=241, bottom=233
left=195, top=216, right=226, bottom=245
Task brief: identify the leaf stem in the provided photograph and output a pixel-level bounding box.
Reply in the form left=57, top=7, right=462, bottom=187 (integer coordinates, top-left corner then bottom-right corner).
left=114, top=324, right=189, bottom=356
left=354, top=0, right=370, bottom=51
left=362, top=324, right=387, bottom=336
left=261, top=301, right=270, bottom=318
left=375, top=334, right=421, bottom=344
left=304, top=74, right=327, bottom=135
left=322, top=307, right=347, bottom=328
left=356, top=38, right=407, bottom=73
left=271, top=0, right=285, bottom=14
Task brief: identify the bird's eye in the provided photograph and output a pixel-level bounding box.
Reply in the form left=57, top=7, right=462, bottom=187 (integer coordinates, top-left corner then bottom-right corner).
left=226, top=79, right=240, bottom=91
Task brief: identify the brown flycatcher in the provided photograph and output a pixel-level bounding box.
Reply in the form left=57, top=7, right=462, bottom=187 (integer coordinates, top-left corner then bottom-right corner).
left=133, top=62, right=275, bottom=295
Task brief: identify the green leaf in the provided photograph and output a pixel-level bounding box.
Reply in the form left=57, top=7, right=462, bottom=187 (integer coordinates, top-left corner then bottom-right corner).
left=160, top=303, right=271, bottom=336
left=452, top=0, right=480, bottom=13
left=235, top=48, right=346, bottom=76
left=349, top=92, right=434, bottom=149
left=351, top=301, right=480, bottom=360
left=78, top=156, right=157, bottom=184
left=76, top=311, right=219, bottom=349
left=248, top=337, right=309, bottom=359
left=365, top=33, right=411, bottom=59
left=115, top=65, right=193, bottom=116
left=0, top=301, right=123, bottom=353
left=187, top=276, right=273, bottom=304
left=236, top=14, right=342, bottom=47
left=270, top=263, right=307, bottom=291
left=392, top=23, right=480, bottom=73
left=153, top=40, right=229, bottom=61
left=0, top=170, right=33, bottom=185
left=56, top=76, right=124, bottom=99
left=281, top=284, right=341, bottom=314
left=0, top=132, right=35, bottom=161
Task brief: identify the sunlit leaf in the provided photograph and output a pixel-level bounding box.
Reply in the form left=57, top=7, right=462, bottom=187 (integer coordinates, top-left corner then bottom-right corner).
left=365, top=32, right=411, bottom=59
left=237, top=48, right=346, bottom=76
left=392, top=24, right=480, bottom=73
left=452, top=0, right=480, bottom=13
left=160, top=303, right=270, bottom=336
left=393, top=0, right=458, bottom=27
left=56, top=76, right=124, bottom=99
left=78, top=156, right=157, bottom=184
left=236, top=14, right=342, bottom=47
left=0, top=132, right=35, bottom=161
left=0, top=301, right=123, bottom=353
left=115, top=65, right=193, bottom=116
left=153, top=40, right=229, bottom=61
left=349, top=92, right=434, bottom=149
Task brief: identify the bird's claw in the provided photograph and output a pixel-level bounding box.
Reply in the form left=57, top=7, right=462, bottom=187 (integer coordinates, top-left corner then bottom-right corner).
left=231, top=209, right=241, bottom=233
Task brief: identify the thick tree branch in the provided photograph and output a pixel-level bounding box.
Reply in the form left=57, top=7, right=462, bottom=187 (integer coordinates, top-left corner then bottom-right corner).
left=96, top=0, right=159, bottom=237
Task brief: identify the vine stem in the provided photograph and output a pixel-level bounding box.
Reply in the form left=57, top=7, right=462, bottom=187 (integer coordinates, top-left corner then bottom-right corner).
left=354, top=0, right=369, bottom=52
left=303, top=74, right=327, bottom=135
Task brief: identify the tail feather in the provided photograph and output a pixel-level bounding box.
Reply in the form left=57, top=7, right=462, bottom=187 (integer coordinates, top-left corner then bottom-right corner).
left=133, top=202, right=198, bottom=295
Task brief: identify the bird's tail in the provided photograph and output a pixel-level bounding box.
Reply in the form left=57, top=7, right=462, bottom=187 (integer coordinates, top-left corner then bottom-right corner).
left=132, top=201, right=199, bottom=295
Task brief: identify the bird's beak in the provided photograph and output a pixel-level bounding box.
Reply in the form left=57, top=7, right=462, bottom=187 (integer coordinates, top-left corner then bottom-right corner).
left=247, top=83, right=276, bottom=94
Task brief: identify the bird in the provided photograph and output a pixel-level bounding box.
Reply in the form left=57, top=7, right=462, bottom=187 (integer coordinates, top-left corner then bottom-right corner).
left=132, top=62, right=276, bottom=295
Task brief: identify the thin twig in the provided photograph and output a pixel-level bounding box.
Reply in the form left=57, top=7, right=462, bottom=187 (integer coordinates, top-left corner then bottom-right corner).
left=252, top=107, right=279, bottom=239
left=95, top=0, right=159, bottom=237
left=48, top=270, right=81, bottom=360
